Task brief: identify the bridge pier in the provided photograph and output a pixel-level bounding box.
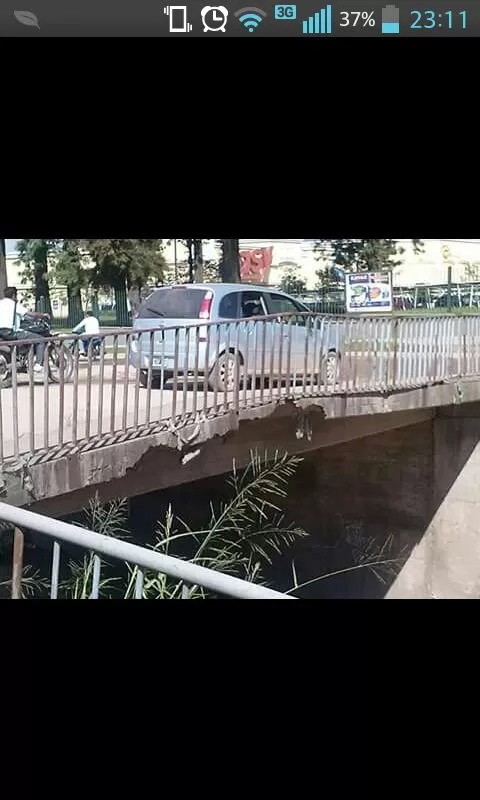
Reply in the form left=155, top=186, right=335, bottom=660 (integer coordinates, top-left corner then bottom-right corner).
left=387, top=402, right=480, bottom=599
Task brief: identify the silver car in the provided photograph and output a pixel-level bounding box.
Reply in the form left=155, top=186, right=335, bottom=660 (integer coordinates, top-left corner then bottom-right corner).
left=130, top=283, right=343, bottom=390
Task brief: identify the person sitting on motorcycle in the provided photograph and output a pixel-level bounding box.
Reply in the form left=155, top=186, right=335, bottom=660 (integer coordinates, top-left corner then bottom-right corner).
left=0, top=286, right=50, bottom=374
left=72, top=311, right=101, bottom=356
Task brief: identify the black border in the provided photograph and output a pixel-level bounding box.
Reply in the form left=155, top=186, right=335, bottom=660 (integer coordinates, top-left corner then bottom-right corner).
left=1, top=36, right=474, bottom=707
left=1, top=36, right=473, bottom=233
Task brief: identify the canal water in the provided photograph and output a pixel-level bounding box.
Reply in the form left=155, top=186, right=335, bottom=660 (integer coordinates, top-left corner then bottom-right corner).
left=0, top=455, right=417, bottom=599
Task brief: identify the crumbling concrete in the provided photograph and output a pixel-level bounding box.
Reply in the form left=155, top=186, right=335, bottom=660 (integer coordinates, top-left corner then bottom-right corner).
left=3, top=378, right=480, bottom=520
left=25, top=405, right=435, bottom=516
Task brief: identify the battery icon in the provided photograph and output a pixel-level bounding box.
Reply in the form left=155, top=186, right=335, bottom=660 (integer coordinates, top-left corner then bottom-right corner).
left=381, top=5, right=400, bottom=34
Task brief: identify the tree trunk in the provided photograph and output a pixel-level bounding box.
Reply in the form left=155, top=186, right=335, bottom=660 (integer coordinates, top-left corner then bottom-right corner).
left=113, top=276, right=129, bottom=326
left=67, top=286, right=84, bottom=328
left=186, top=239, right=195, bottom=283
left=193, top=239, right=204, bottom=282
left=219, top=239, right=241, bottom=283
left=34, top=241, right=52, bottom=316
left=128, top=284, right=142, bottom=317
left=0, top=239, right=7, bottom=296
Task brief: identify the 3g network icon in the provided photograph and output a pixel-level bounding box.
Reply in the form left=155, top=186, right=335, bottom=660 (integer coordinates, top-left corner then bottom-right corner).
left=274, top=4, right=297, bottom=19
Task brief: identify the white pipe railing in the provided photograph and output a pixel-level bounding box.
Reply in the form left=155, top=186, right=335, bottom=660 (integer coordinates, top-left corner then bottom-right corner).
left=0, top=502, right=293, bottom=600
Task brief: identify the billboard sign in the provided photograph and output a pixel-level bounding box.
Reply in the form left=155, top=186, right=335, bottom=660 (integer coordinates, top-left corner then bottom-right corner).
left=345, top=271, right=393, bottom=313
left=240, top=247, right=274, bottom=284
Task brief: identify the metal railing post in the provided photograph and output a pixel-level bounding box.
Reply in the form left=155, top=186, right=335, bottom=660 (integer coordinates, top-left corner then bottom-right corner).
left=11, top=527, right=24, bottom=600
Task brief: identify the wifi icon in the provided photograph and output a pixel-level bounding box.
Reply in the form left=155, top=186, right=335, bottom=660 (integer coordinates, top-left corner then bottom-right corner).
left=235, top=6, right=267, bottom=31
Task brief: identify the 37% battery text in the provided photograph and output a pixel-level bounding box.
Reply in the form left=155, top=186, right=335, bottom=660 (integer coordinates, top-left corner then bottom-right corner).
left=339, top=10, right=375, bottom=27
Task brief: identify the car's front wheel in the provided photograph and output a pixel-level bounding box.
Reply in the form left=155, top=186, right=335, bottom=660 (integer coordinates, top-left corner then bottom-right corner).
left=0, top=350, right=12, bottom=389
left=320, top=349, right=340, bottom=388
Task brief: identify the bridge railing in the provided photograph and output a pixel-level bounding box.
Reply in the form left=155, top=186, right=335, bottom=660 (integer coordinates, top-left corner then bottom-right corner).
left=0, top=502, right=292, bottom=600
left=0, top=312, right=479, bottom=466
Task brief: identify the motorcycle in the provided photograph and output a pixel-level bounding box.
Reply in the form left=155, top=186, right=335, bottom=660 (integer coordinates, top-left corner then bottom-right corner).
left=0, top=316, right=74, bottom=389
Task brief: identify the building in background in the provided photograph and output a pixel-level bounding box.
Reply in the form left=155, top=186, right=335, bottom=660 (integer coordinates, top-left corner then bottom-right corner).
left=7, top=240, right=480, bottom=296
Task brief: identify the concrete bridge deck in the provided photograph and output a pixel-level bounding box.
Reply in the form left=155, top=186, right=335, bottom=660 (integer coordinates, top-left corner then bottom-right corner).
left=0, top=353, right=466, bottom=461
left=1, top=313, right=480, bottom=508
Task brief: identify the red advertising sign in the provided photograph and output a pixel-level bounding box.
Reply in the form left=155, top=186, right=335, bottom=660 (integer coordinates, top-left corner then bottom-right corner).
left=239, top=247, right=274, bottom=284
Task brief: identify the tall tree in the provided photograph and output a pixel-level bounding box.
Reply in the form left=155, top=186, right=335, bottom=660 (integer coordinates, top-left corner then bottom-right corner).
left=83, top=239, right=165, bottom=324
left=16, top=239, right=57, bottom=316
left=315, top=239, right=424, bottom=278
left=0, top=239, right=7, bottom=296
left=218, top=239, right=241, bottom=282
left=52, top=239, right=88, bottom=326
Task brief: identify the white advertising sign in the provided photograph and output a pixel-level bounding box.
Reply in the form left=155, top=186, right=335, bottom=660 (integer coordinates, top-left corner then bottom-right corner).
left=345, top=271, right=393, bottom=314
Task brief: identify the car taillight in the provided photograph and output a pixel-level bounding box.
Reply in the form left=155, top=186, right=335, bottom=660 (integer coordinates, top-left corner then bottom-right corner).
left=199, top=291, right=213, bottom=320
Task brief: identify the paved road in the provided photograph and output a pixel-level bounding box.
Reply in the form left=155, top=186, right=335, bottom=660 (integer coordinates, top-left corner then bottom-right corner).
left=0, top=351, right=463, bottom=461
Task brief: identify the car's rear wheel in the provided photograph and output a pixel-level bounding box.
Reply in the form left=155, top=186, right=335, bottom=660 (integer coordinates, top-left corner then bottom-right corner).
left=209, top=351, right=239, bottom=392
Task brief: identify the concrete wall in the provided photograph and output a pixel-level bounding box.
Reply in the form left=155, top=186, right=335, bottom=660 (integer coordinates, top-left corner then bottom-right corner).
left=27, top=406, right=435, bottom=517
left=17, top=399, right=480, bottom=598
left=387, top=403, right=480, bottom=599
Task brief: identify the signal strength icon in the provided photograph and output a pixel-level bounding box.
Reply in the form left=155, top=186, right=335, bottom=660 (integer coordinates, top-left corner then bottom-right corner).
left=235, top=7, right=267, bottom=32
left=302, top=4, right=332, bottom=34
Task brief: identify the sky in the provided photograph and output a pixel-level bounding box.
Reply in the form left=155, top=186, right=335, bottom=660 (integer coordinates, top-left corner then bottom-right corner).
left=6, top=239, right=18, bottom=253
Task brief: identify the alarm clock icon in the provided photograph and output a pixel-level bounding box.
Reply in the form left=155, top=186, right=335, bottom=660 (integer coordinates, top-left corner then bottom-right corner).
left=201, top=6, right=229, bottom=32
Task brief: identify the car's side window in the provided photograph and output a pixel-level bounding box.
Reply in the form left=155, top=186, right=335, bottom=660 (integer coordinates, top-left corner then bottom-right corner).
left=240, top=292, right=267, bottom=319
left=218, top=293, right=240, bottom=319
left=266, top=293, right=308, bottom=326
left=266, top=293, right=302, bottom=314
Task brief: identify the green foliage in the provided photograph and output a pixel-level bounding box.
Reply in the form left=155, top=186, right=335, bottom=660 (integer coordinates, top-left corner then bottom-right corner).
left=52, top=240, right=89, bottom=293
left=16, top=238, right=59, bottom=314
left=279, top=267, right=308, bottom=295
left=167, top=239, right=221, bottom=284
left=125, top=451, right=308, bottom=599
left=315, top=239, right=424, bottom=276
left=83, top=239, right=166, bottom=290
left=60, top=496, right=130, bottom=599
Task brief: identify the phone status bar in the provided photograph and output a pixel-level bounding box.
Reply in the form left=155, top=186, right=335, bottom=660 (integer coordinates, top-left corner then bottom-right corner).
left=2, top=1, right=479, bottom=37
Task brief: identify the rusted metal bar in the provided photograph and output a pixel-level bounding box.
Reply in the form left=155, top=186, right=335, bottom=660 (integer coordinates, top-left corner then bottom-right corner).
left=182, top=326, right=190, bottom=421
left=28, top=345, right=35, bottom=454
left=134, top=568, right=144, bottom=599
left=259, top=320, right=267, bottom=405
left=72, top=339, right=80, bottom=444
left=43, top=342, right=50, bottom=449
left=145, top=331, right=154, bottom=426
left=91, top=555, right=101, bottom=599
left=223, top=322, right=231, bottom=411
left=11, top=527, right=24, bottom=600
left=172, top=327, right=180, bottom=421
left=51, top=541, right=61, bottom=599
left=133, top=333, right=141, bottom=430
left=85, top=340, right=93, bottom=441
left=97, top=338, right=106, bottom=437
left=58, top=342, right=65, bottom=447
left=110, top=334, right=119, bottom=434
left=11, top=345, right=19, bottom=458
left=192, top=325, right=200, bottom=418
left=121, top=334, right=131, bottom=432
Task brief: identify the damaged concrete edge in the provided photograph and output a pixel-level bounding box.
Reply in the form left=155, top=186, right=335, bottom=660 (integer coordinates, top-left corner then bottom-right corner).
left=4, top=379, right=480, bottom=507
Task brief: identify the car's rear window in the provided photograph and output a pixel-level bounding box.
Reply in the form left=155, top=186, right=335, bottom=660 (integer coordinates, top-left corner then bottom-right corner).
left=137, top=288, right=207, bottom=319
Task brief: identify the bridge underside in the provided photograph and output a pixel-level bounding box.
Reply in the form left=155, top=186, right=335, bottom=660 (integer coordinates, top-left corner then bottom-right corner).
left=2, top=377, right=477, bottom=516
